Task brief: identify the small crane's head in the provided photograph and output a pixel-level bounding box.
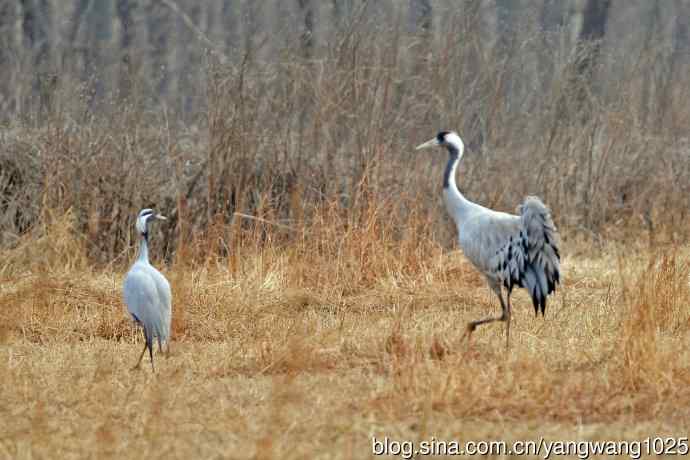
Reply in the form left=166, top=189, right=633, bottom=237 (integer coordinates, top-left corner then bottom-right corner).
left=135, top=208, right=167, bottom=236
left=416, top=131, right=464, bottom=154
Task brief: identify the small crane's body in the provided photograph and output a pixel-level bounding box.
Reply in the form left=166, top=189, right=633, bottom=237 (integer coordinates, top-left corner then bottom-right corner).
left=123, top=209, right=172, bottom=371
left=417, top=132, right=560, bottom=347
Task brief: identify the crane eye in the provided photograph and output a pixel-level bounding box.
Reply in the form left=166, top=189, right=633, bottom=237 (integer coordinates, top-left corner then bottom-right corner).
left=437, top=131, right=450, bottom=143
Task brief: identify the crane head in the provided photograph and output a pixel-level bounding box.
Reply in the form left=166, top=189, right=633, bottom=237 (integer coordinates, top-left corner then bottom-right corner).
left=416, top=131, right=464, bottom=151
left=136, top=208, right=167, bottom=236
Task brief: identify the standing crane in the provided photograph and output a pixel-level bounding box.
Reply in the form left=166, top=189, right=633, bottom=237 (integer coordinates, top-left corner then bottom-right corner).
left=123, top=208, right=172, bottom=371
left=416, top=131, right=560, bottom=348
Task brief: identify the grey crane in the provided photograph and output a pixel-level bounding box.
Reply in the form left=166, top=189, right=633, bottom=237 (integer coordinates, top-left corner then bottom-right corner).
left=123, top=208, right=172, bottom=371
left=417, top=131, right=560, bottom=347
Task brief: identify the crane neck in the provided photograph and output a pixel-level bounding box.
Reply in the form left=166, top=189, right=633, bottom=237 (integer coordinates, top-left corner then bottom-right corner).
left=443, top=146, right=474, bottom=224
left=137, top=233, right=150, bottom=264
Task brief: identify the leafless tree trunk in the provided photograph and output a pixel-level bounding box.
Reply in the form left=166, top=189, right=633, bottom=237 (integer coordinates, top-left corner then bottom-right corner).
left=573, top=0, right=610, bottom=107
left=538, top=0, right=567, bottom=86
left=296, top=0, right=315, bottom=58
left=657, top=0, right=689, bottom=134
left=221, top=0, right=241, bottom=54
left=409, top=0, right=432, bottom=33
left=495, top=0, right=518, bottom=54
left=332, top=0, right=354, bottom=27
left=117, top=0, right=134, bottom=99
left=88, top=0, right=114, bottom=105
left=19, top=0, right=51, bottom=66
left=0, top=3, right=21, bottom=113
left=549, top=0, right=610, bottom=125
left=146, top=2, right=172, bottom=100
left=20, top=0, right=53, bottom=115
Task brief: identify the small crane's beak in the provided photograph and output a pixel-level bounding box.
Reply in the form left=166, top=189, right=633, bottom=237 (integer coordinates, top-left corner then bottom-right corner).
left=416, top=138, right=440, bottom=150
left=155, top=214, right=167, bottom=221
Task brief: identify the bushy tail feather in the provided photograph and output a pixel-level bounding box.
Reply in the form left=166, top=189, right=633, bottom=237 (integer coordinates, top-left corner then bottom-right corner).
left=523, top=264, right=547, bottom=316
left=518, top=196, right=561, bottom=315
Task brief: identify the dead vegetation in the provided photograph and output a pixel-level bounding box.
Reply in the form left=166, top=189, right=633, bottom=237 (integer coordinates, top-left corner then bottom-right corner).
left=1, top=206, right=689, bottom=458
left=1, top=2, right=690, bottom=458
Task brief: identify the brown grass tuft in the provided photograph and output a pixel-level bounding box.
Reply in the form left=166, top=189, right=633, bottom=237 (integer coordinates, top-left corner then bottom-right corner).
left=617, top=252, right=690, bottom=391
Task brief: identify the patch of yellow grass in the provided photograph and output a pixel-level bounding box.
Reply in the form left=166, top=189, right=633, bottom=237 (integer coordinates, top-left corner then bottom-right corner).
left=1, top=215, right=689, bottom=458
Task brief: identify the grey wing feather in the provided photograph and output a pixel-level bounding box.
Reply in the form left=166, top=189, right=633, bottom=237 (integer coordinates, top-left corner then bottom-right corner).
left=123, top=265, right=169, bottom=343
left=487, top=196, right=561, bottom=315
left=151, top=270, right=172, bottom=340
left=518, top=196, right=561, bottom=314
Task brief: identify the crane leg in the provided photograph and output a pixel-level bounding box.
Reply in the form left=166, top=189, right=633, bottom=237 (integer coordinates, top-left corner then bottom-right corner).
left=132, top=343, right=147, bottom=370
left=463, top=280, right=510, bottom=346
left=505, top=289, right=513, bottom=349
left=148, top=342, right=155, bottom=372
left=132, top=330, right=148, bottom=370
left=132, top=329, right=155, bottom=372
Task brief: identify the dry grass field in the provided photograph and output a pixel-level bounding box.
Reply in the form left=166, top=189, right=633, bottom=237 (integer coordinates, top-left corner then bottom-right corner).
left=2, top=2, right=690, bottom=458
left=1, top=209, right=689, bottom=459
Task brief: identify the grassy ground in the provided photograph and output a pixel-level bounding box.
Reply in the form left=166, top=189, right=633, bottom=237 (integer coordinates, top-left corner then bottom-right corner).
left=2, top=3, right=690, bottom=458
left=1, top=215, right=689, bottom=459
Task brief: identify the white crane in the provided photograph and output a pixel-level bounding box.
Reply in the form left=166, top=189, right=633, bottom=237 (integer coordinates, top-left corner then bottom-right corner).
left=416, top=131, right=560, bottom=347
left=123, top=209, right=172, bottom=371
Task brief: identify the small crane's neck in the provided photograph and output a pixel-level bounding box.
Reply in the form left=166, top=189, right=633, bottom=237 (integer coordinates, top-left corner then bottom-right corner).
left=137, top=233, right=150, bottom=264
left=443, top=146, right=474, bottom=225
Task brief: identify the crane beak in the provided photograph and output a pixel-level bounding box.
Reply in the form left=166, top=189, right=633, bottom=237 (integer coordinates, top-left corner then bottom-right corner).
left=155, top=214, right=167, bottom=221
left=415, top=138, right=440, bottom=150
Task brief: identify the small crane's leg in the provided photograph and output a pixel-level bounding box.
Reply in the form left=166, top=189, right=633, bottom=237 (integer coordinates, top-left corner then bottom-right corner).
left=149, top=343, right=155, bottom=373
left=132, top=343, right=147, bottom=370
left=132, top=329, right=148, bottom=370
left=145, top=333, right=154, bottom=372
